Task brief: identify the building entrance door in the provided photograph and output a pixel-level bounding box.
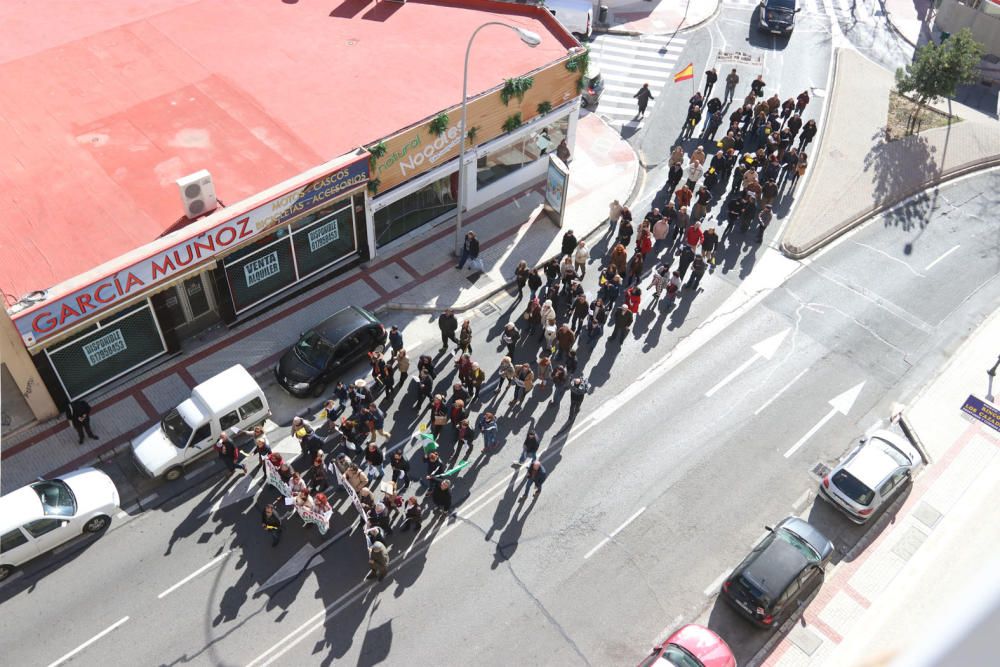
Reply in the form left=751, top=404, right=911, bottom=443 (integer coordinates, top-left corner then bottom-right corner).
left=153, top=273, right=220, bottom=340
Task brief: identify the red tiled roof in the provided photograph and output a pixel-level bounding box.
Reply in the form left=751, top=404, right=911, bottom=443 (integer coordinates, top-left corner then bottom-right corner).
left=0, top=0, right=575, bottom=302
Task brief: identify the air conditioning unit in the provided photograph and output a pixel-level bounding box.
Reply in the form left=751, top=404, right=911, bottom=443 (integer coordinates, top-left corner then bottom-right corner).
left=176, top=169, right=218, bottom=219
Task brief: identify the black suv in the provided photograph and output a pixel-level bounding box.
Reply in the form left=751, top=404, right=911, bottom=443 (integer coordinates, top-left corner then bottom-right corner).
left=721, top=517, right=833, bottom=628
left=758, top=0, right=800, bottom=34
left=275, top=306, right=386, bottom=397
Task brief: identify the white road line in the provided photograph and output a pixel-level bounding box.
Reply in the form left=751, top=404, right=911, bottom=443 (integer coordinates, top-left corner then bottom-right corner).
left=924, top=244, right=960, bottom=271
left=157, top=550, right=232, bottom=599
left=703, top=569, right=731, bottom=596
left=753, top=367, right=810, bottom=415
left=583, top=506, right=647, bottom=559
left=47, top=616, right=130, bottom=667
left=792, top=488, right=812, bottom=512
left=598, top=62, right=680, bottom=78
left=601, top=94, right=656, bottom=107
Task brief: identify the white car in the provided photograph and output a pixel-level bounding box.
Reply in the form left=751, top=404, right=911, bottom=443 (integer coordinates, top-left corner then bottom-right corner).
left=820, top=430, right=921, bottom=523
left=0, top=467, right=120, bottom=580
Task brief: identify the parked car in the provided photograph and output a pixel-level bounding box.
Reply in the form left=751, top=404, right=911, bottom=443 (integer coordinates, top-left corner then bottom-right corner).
left=638, top=624, right=737, bottom=667
left=757, top=0, right=800, bottom=34
left=275, top=305, right=386, bottom=398
left=131, top=364, right=269, bottom=481
left=581, top=61, right=604, bottom=109
left=721, top=517, right=833, bottom=628
left=819, top=429, right=920, bottom=523
left=0, top=468, right=120, bottom=580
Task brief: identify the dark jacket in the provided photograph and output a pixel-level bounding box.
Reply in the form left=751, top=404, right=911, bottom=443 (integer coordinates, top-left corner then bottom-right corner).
left=527, top=271, right=543, bottom=291
left=561, top=232, right=577, bottom=257
left=614, top=307, right=634, bottom=329
left=464, top=236, right=480, bottom=257
left=431, top=483, right=453, bottom=510
left=438, top=312, right=458, bottom=335
left=66, top=400, right=91, bottom=422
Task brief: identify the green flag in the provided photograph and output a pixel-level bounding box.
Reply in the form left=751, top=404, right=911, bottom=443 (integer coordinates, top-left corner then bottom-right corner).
left=435, top=460, right=471, bottom=478
left=422, top=439, right=439, bottom=454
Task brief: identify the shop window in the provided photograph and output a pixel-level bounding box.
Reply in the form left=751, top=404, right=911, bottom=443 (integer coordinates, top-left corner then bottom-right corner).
left=374, top=173, right=457, bottom=248
left=476, top=115, right=570, bottom=191
left=223, top=236, right=296, bottom=312
left=291, top=205, right=357, bottom=278
left=46, top=304, right=166, bottom=400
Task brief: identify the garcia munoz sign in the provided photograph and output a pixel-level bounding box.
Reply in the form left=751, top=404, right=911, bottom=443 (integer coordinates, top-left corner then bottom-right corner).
left=82, top=329, right=127, bottom=366
left=14, top=155, right=368, bottom=346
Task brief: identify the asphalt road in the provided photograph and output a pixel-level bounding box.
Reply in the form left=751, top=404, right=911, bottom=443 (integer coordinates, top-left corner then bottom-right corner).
left=3, top=166, right=996, bottom=666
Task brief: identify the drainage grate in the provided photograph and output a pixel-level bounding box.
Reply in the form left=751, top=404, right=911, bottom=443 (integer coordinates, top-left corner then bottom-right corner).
left=478, top=303, right=498, bottom=317
left=811, top=462, right=831, bottom=479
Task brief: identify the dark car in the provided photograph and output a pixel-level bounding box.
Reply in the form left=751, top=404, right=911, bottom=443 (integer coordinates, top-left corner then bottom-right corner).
left=721, top=517, right=833, bottom=628
left=757, top=0, right=800, bottom=34
left=275, top=306, right=386, bottom=397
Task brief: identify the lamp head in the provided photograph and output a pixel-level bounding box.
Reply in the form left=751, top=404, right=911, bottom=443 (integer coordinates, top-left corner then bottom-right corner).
left=516, top=27, right=542, bottom=46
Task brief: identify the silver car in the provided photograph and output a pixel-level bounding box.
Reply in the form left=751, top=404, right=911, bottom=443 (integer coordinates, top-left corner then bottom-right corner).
left=819, top=430, right=921, bottom=523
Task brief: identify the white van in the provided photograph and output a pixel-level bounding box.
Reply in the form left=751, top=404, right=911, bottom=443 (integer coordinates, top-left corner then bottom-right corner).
left=131, top=365, right=270, bottom=481
left=543, top=0, right=593, bottom=39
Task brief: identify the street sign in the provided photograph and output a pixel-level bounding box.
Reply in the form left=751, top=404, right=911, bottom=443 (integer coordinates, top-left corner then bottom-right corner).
left=961, top=394, right=1000, bottom=433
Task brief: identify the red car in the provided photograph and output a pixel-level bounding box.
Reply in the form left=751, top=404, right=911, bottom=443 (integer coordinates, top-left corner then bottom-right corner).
left=638, top=624, right=737, bottom=667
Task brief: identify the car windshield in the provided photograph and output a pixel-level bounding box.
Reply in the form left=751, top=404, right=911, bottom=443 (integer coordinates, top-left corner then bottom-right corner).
left=874, top=439, right=910, bottom=466
left=659, top=645, right=703, bottom=667
left=766, top=0, right=796, bottom=9
left=30, top=480, right=77, bottom=517
left=777, top=528, right=822, bottom=562
left=294, top=331, right=336, bottom=369
left=833, top=469, right=876, bottom=505
left=161, top=408, right=194, bottom=449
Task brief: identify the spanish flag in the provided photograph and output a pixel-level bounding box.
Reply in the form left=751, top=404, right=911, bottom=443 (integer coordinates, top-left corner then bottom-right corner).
left=674, top=63, right=695, bottom=83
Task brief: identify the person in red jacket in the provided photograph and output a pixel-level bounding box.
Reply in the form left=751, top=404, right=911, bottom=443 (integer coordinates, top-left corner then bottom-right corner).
left=685, top=221, right=704, bottom=252
left=624, top=286, right=642, bottom=314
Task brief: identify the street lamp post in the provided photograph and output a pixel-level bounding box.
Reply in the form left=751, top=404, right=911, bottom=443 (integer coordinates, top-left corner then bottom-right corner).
left=454, top=22, right=541, bottom=256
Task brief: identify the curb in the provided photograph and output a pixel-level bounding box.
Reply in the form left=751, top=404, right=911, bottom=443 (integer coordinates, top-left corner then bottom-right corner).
left=781, top=155, right=1000, bottom=259
left=592, top=1, right=722, bottom=38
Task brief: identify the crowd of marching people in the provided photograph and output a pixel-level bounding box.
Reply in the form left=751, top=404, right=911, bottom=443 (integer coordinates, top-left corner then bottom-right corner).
left=244, top=68, right=821, bottom=583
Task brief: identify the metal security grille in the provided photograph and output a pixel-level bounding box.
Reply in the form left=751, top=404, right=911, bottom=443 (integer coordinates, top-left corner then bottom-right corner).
left=46, top=302, right=166, bottom=400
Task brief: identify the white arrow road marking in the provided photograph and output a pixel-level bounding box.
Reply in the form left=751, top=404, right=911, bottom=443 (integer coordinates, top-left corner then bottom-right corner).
left=784, top=381, right=866, bottom=458
left=705, top=328, right=790, bottom=397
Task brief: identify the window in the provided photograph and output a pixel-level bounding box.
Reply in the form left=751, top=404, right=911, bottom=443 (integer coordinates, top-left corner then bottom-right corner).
left=31, top=480, right=77, bottom=517
left=23, top=519, right=64, bottom=538
left=374, top=173, right=457, bottom=248
left=191, top=423, right=212, bottom=446
left=1, top=529, right=29, bottom=554
left=238, top=397, right=264, bottom=421
left=220, top=410, right=241, bottom=431
left=878, top=477, right=897, bottom=498
left=476, top=115, right=569, bottom=190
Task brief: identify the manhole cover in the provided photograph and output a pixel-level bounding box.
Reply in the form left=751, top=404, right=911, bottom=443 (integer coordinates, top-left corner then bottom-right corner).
left=811, top=462, right=831, bottom=478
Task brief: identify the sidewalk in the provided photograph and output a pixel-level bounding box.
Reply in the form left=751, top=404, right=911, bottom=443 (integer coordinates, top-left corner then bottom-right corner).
left=781, top=47, right=1000, bottom=258
left=0, top=111, right=639, bottom=494
left=757, top=311, right=1000, bottom=667
left=881, top=0, right=935, bottom=47
left=597, top=0, right=719, bottom=35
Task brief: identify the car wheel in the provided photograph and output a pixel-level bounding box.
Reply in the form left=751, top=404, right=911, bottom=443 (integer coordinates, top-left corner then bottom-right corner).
left=83, top=515, right=111, bottom=534
left=311, top=382, right=327, bottom=398
left=581, top=97, right=590, bottom=109
left=0, top=564, right=14, bottom=581
left=164, top=466, right=184, bottom=482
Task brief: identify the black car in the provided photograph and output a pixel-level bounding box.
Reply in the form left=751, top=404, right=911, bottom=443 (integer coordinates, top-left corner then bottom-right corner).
left=275, top=306, right=386, bottom=397
left=721, top=517, right=833, bottom=628
left=757, top=0, right=800, bottom=34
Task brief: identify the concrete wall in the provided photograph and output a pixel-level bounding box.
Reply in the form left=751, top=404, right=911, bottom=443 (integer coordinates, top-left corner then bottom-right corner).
left=1, top=308, right=58, bottom=427
left=936, top=0, right=1000, bottom=58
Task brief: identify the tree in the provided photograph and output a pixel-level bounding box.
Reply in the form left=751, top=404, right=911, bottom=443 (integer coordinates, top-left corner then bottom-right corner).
left=895, top=29, right=985, bottom=108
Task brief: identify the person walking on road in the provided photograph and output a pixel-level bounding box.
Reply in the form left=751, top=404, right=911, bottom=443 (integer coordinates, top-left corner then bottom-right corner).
left=703, top=67, right=718, bottom=97
left=677, top=245, right=696, bottom=280
left=510, top=363, right=534, bottom=408
left=514, top=260, right=531, bottom=299
left=685, top=253, right=708, bottom=291
left=612, top=304, right=634, bottom=344
left=457, top=320, right=473, bottom=356
left=568, top=377, right=592, bottom=417
left=432, top=479, right=454, bottom=514
left=438, top=308, right=459, bottom=351
left=498, top=356, right=516, bottom=393
left=400, top=497, right=424, bottom=532
left=262, top=504, right=282, bottom=547
left=798, top=119, right=817, bottom=151
left=556, top=323, right=576, bottom=360
left=634, top=83, right=654, bottom=118
left=214, top=431, right=247, bottom=477
left=66, top=399, right=98, bottom=444
left=570, top=293, right=589, bottom=332
left=367, top=540, right=390, bottom=581
left=456, top=231, right=480, bottom=270
left=724, top=68, right=739, bottom=103
left=549, top=365, right=569, bottom=406
left=501, top=323, right=520, bottom=358
left=573, top=240, right=589, bottom=278
left=476, top=411, right=499, bottom=452
left=518, top=429, right=540, bottom=466
left=522, top=462, right=548, bottom=498
left=750, top=74, right=766, bottom=97
left=388, top=326, right=404, bottom=358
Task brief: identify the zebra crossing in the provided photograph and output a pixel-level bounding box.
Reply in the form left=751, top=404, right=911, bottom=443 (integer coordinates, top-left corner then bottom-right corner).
left=588, top=33, right=690, bottom=130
